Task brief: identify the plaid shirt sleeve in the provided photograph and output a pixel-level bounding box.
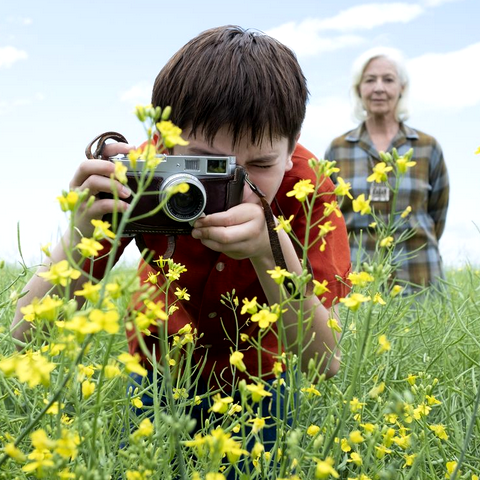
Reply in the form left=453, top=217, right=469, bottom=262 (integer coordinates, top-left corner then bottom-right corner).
left=427, top=141, right=449, bottom=240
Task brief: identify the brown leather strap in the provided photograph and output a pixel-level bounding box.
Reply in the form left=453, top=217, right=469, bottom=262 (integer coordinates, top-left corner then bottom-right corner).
left=85, top=131, right=129, bottom=159
left=244, top=175, right=288, bottom=271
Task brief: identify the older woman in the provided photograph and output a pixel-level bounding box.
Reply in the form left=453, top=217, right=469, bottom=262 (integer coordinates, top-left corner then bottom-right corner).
left=325, top=47, right=449, bottom=291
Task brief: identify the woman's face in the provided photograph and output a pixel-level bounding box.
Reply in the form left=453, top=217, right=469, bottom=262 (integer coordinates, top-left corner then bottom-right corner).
left=358, top=56, right=404, bottom=120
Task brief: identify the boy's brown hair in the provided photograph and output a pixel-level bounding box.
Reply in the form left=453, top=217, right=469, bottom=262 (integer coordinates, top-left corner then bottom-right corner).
left=152, top=25, right=308, bottom=152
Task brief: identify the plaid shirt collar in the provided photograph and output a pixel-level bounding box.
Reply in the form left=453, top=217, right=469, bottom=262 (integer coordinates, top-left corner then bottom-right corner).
left=346, top=123, right=420, bottom=160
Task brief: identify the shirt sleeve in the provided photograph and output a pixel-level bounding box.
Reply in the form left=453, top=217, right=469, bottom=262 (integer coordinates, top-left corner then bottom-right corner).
left=427, top=142, right=449, bottom=240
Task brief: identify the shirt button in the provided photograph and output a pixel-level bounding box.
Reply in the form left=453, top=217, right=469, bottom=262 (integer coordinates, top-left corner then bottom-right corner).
left=208, top=312, right=217, bottom=319
left=216, top=262, right=225, bottom=272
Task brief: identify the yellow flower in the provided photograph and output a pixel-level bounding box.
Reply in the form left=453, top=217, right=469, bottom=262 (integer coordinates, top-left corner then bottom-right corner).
left=2, top=351, right=56, bottom=388
left=89, top=309, right=120, bottom=334
left=205, top=474, right=226, bottom=480
left=406, top=373, right=417, bottom=385
left=274, top=215, right=294, bottom=234
left=348, top=271, right=374, bottom=287
left=375, top=444, right=392, bottom=459
left=4, top=443, right=26, bottom=462
left=132, top=418, right=154, bottom=440
left=396, top=157, right=416, bottom=174
left=246, top=382, right=273, bottom=402
left=379, top=236, right=394, bottom=248
left=313, top=279, right=330, bottom=296
left=352, top=194, right=371, bottom=215
left=174, top=287, right=190, bottom=301
left=401, top=205, right=412, bottom=218
left=413, top=403, right=431, bottom=419
left=318, top=220, right=337, bottom=238
left=249, top=416, right=268, bottom=434
left=267, top=266, right=292, bottom=285
left=349, top=430, right=364, bottom=444
left=241, top=296, right=258, bottom=315
left=82, top=380, right=95, bottom=399
left=74, top=282, right=102, bottom=304
left=327, top=318, right=342, bottom=333
left=349, top=397, right=366, bottom=413
left=369, top=382, right=385, bottom=399
left=38, top=260, right=81, bottom=287
left=367, top=162, right=393, bottom=183
left=369, top=221, right=377, bottom=228
left=91, top=219, right=116, bottom=240
left=55, top=429, right=80, bottom=459
left=208, top=394, right=233, bottom=414
left=118, top=352, right=147, bottom=377
left=301, top=384, right=321, bottom=397
left=251, top=309, right=278, bottom=329
left=446, top=461, right=459, bottom=479
left=76, top=237, right=104, bottom=257
left=426, top=394, right=442, bottom=405
left=324, top=201, right=342, bottom=218
left=390, top=285, right=403, bottom=297
left=307, top=425, right=320, bottom=436
left=341, top=438, right=351, bottom=452
left=475, top=146, right=480, bottom=155
left=403, top=453, right=416, bottom=468
left=334, top=177, right=353, bottom=199
left=286, top=179, right=315, bottom=202
left=377, top=334, right=391, bottom=354
left=340, top=293, right=371, bottom=312
left=156, top=120, right=189, bottom=148
left=131, top=397, right=143, bottom=409
left=373, top=292, right=386, bottom=305
left=57, top=190, right=80, bottom=212
left=104, top=363, right=121, bottom=378
left=114, top=160, right=128, bottom=184
left=315, top=457, right=339, bottom=479
left=348, top=452, right=363, bottom=466
left=272, top=361, right=283, bottom=377
left=360, top=423, right=377, bottom=434
left=230, top=351, right=247, bottom=372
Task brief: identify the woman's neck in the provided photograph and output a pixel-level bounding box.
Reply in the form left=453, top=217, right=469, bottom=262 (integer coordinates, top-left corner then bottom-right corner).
left=364, top=115, right=400, bottom=153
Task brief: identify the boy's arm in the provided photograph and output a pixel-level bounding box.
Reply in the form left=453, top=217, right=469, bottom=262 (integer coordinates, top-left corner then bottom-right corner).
left=11, top=143, right=134, bottom=345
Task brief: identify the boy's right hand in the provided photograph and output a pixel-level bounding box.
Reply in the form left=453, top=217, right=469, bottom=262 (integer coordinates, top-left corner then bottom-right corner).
left=69, top=142, right=135, bottom=236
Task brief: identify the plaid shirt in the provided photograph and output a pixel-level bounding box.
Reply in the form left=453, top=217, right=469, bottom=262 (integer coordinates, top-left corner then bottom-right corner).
left=325, top=123, right=449, bottom=289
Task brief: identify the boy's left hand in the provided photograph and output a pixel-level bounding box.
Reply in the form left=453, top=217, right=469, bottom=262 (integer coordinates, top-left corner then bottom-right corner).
left=191, top=203, right=271, bottom=261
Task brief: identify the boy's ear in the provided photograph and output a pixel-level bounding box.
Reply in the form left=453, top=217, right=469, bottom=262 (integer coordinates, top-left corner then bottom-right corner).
left=286, top=133, right=301, bottom=172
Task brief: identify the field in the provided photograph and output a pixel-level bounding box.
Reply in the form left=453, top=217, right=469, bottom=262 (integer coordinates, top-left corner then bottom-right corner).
left=1, top=259, right=480, bottom=479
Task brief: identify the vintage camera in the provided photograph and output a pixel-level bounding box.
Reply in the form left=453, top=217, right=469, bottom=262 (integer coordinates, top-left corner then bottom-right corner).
left=105, top=155, right=245, bottom=235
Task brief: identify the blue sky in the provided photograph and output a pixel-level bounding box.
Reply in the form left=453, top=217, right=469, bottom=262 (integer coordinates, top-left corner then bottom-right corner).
left=1, top=0, right=479, bottom=266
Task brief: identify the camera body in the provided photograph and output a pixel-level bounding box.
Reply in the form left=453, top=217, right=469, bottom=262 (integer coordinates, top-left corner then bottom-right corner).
left=105, top=155, right=245, bottom=235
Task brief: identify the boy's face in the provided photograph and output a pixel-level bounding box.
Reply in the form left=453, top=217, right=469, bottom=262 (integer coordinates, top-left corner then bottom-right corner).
left=174, top=127, right=295, bottom=205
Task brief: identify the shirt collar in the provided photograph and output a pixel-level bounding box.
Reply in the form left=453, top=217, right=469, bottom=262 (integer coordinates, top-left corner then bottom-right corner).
left=346, top=122, right=418, bottom=143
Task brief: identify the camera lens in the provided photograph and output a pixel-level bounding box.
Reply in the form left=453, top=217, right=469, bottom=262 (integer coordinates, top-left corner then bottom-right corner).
left=160, top=174, right=207, bottom=222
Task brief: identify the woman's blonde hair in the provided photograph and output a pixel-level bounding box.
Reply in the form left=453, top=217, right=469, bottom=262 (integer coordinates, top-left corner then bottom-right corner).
left=351, top=46, right=410, bottom=123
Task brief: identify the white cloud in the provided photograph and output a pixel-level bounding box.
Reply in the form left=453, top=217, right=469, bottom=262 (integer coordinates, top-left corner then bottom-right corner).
left=408, top=42, right=480, bottom=110
left=267, top=22, right=364, bottom=57
left=301, top=96, right=357, bottom=154
left=422, top=0, right=460, bottom=7
left=0, top=46, right=28, bottom=69
left=314, top=3, right=424, bottom=32
left=120, top=82, right=151, bottom=104
left=267, top=3, right=424, bottom=57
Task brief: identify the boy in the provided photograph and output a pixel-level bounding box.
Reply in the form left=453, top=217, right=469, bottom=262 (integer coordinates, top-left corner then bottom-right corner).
left=12, top=25, right=350, bottom=457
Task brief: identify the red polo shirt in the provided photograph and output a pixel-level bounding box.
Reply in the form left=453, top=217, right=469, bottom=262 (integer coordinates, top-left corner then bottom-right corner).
left=86, top=143, right=351, bottom=387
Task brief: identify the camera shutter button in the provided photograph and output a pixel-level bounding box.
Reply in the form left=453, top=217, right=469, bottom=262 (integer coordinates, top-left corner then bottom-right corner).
left=216, top=262, right=225, bottom=272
